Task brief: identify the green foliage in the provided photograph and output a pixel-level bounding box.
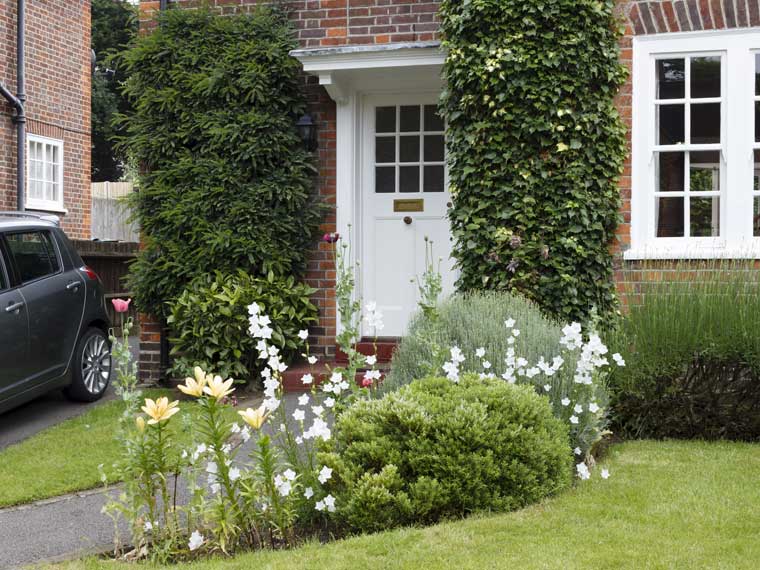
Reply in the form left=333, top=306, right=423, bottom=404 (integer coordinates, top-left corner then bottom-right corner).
left=607, top=261, right=760, bottom=440
left=118, top=7, right=323, bottom=319
left=167, top=271, right=318, bottom=382
left=440, top=0, right=628, bottom=324
left=385, top=291, right=569, bottom=393
left=321, top=376, right=572, bottom=533
left=91, top=0, right=137, bottom=181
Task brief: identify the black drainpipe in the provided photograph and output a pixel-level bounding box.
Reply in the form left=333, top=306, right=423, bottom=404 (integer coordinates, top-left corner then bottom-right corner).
left=0, top=0, right=26, bottom=212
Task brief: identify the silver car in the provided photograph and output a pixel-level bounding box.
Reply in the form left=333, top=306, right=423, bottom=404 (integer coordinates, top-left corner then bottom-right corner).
left=0, top=212, right=112, bottom=413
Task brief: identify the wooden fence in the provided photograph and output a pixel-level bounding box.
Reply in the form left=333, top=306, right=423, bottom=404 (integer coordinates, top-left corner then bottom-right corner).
left=91, top=181, right=139, bottom=242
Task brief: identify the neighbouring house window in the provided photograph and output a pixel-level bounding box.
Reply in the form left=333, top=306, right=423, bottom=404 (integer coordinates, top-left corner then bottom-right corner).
left=27, top=135, right=64, bottom=212
left=374, top=104, right=446, bottom=194
left=631, top=32, right=760, bottom=258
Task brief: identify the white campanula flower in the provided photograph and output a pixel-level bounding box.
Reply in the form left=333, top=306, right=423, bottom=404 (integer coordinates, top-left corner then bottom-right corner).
left=589, top=402, right=600, bottom=413
left=561, top=398, right=571, bottom=406
left=450, top=346, right=465, bottom=363
left=601, top=468, right=610, bottom=480
left=526, top=367, right=540, bottom=378
left=304, top=487, right=314, bottom=499
left=293, top=409, right=305, bottom=421
left=365, top=354, right=377, bottom=366
left=206, top=461, right=218, bottom=475
left=296, top=436, right=303, bottom=444
left=576, top=462, right=590, bottom=480
left=569, top=415, right=579, bottom=425
left=482, top=360, right=492, bottom=370
left=318, top=465, right=333, bottom=484
left=475, top=347, right=486, bottom=358
left=573, top=404, right=583, bottom=414
left=278, top=481, right=292, bottom=497
left=560, top=322, right=583, bottom=350
left=298, top=329, right=309, bottom=340
left=144, top=520, right=155, bottom=532
left=230, top=422, right=241, bottom=434
left=229, top=467, right=241, bottom=482
left=188, top=530, right=204, bottom=551
left=315, top=500, right=325, bottom=511
left=330, top=371, right=343, bottom=384
left=502, top=370, right=516, bottom=384
left=364, top=302, right=385, bottom=331
left=283, top=468, right=297, bottom=481
left=263, top=397, right=281, bottom=412
left=307, top=355, right=318, bottom=365
left=241, top=426, right=251, bottom=443
left=303, top=417, right=331, bottom=441
left=339, top=380, right=350, bottom=391
left=505, top=318, right=516, bottom=329
left=516, top=357, right=528, bottom=368
left=364, top=369, right=381, bottom=381
left=312, top=405, right=324, bottom=416
left=512, top=329, right=521, bottom=338
left=443, top=360, right=460, bottom=383
left=210, top=482, right=221, bottom=495
left=324, top=397, right=335, bottom=408
left=324, top=494, right=336, bottom=513
left=574, top=446, right=582, bottom=455
left=612, top=353, right=626, bottom=367
left=543, top=384, right=552, bottom=392
left=248, top=302, right=260, bottom=316
left=301, top=373, right=314, bottom=385
left=298, top=394, right=310, bottom=406
left=507, top=336, right=516, bottom=345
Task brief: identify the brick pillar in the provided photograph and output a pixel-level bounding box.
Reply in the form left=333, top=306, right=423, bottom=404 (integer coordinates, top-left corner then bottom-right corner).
left=138, top=313, right=164, bottom=384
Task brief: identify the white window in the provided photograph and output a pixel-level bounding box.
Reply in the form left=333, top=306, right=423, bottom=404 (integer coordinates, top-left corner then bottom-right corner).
left=27, top=135, right=64, bottom=212
left=630, top=30, right=760, bottom=259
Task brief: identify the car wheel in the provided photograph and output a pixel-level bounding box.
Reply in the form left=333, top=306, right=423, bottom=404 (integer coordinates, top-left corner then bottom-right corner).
left=65, top=327, right=112, bottom=402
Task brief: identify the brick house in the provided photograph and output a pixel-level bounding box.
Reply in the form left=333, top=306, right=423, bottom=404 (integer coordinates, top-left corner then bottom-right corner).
left=137, top=0, right=760, bottom=382
left=0, top=0, right=92, bottom=239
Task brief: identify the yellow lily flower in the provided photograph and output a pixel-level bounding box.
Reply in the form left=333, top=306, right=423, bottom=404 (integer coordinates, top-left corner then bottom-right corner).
left=203, top=375, right=235, bottom=400
left=135, top=416, right=146, bottom=433
left=141, top=397, right=180, bottom=425
left=178, top=366, right=208, bottom=398
left=238, top=405, right=269, bottom=430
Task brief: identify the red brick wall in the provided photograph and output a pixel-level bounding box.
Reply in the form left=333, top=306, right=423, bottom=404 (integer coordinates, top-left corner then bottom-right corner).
left=0, top=0, right=92, bottom=239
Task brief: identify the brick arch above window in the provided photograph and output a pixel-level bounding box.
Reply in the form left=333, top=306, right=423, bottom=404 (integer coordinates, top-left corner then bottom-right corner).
left=624, top=0, right=760, bottom=35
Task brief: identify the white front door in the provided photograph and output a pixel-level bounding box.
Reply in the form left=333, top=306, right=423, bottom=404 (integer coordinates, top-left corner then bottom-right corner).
left=361, top=95, right=456, bottom=337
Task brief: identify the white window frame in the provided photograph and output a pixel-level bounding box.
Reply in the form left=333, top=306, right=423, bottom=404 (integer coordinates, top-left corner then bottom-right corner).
left=628, top=29, right=760, bottom=259
left=26, top=134, right=65, bottom=213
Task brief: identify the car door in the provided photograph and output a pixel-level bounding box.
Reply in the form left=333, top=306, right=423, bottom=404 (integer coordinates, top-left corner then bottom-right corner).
left=4, top=230, right=85, bottom=382
left=0, top=240, right=30, bottom=395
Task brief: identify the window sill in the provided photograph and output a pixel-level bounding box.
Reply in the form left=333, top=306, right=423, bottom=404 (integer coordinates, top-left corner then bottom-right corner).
left=623, top=245, right=760, bottom=260
left=26, top=203, right=68, bottom=215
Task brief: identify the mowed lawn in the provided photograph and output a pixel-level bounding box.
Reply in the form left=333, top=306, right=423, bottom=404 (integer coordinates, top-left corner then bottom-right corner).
left=44, top=440, right=760, bottom=570
left=0, top=390, right=239, bottom=508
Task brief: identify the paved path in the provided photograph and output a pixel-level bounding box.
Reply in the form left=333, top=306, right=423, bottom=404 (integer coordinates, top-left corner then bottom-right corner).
left=0, top=337, right=139, bottom=451
left=0, top=391, right=298, bottom=569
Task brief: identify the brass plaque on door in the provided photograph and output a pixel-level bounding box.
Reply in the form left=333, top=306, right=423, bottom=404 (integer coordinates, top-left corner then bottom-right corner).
left=393, top=199, right=424, bottom=213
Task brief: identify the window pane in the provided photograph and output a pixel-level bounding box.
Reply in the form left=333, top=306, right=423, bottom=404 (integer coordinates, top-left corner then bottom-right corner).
left=657, top=59, right=685, bottom=99
left=375, top=167, right=395, bottom=193
left=399, top=136, right=420, bottom=163
left=0, top=258, right=6, bottom=290
left=657, top=105, right=684, bottom=145
left=657, top=152, right=684, bottom=192
left=424, top=135, right=445, bottom=162
left=46, top=182, right=55, bottom=201
left=399, top=166, right=420, bottom=193
left=756, top=54, right=760, bottom=96
left=5, top=231, right=56, bottom=283
left=691, top=56, right=721, bottom=98
left=30, top=180, right=43, bottom=200
left=424, top=166, right=445, bottom=193
left=656, top=197, right=685, bottom=237
left=376, top=107, right=396, bottom=133
left=400, top=106, right=420, bottom=132
left=424, top=105, right=444, bottom=131
left=690, top=151, right=720, bottom=192
left=755, top=197, right=760, bottom=237
left=756, top=101, right=760, bottom=143
left=376, top=137, right=395, bottom=163
left=690, top=197, right=720, bottom=237
left=51, top=144, right=59, bottom=165
left=690, top=103, right=720, bottom=144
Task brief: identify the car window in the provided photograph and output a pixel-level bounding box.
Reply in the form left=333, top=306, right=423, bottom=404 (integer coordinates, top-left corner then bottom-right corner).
left=5, top=230, right=61, bottom=283
left=0, top=255, right=7, bottom=291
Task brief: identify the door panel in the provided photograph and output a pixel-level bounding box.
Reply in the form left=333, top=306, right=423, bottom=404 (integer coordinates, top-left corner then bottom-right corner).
left=362, top=97, right=456, bottom=337
left=0, top=260, right=30, bottom=395
left=5, top=231, right=85, bottom=381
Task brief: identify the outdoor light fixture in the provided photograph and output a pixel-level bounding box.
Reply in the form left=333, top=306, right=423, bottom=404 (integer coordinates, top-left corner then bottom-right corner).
left=296, top=113, right=318, bottom=152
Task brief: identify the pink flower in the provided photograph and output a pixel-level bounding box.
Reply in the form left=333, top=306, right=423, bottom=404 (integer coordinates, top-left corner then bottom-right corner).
left=322, top=232, right=340, bottom=244
left=112, top=298, right=131, bottom=313
left=361, top=378, right=373, bottom=389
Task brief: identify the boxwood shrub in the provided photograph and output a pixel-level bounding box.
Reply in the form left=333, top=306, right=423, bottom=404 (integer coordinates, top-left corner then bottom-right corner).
left=320, top=375, right=572, bottom=533
left=440, top=0, right=627, bottom=324
left=607, top=262, right=760, bottom=440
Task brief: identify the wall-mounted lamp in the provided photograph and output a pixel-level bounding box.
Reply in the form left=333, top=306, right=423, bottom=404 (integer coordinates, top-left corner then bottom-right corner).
left=296, top=113, right=318, bottom=152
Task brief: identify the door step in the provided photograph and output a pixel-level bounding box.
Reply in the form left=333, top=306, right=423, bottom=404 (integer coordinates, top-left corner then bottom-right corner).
left=281, top=361, right=389, bottom=393
left=335, top=338, right=399, bottom=365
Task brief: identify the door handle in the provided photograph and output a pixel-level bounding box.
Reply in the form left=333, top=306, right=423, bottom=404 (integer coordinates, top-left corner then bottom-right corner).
left=5, top=301, right=24, bottom=314
left=66, top=281, right=81, bottom=291
left=403, top=216, right=413, bottom=225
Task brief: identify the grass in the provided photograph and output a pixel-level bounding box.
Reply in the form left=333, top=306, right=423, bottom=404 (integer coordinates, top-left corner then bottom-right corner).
left=43, top=440, right=760, bottom=570
left=0, top=389, right=238, bottom=508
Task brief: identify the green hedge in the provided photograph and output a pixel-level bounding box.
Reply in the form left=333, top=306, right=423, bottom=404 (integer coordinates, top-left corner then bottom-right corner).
left=607, top=262, right=760, bottom=440
left=321, top=376, right=572, bottom=533
left=118, top=7, right=323, bottom=319
left=440, top=0, right=628, bottom=324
